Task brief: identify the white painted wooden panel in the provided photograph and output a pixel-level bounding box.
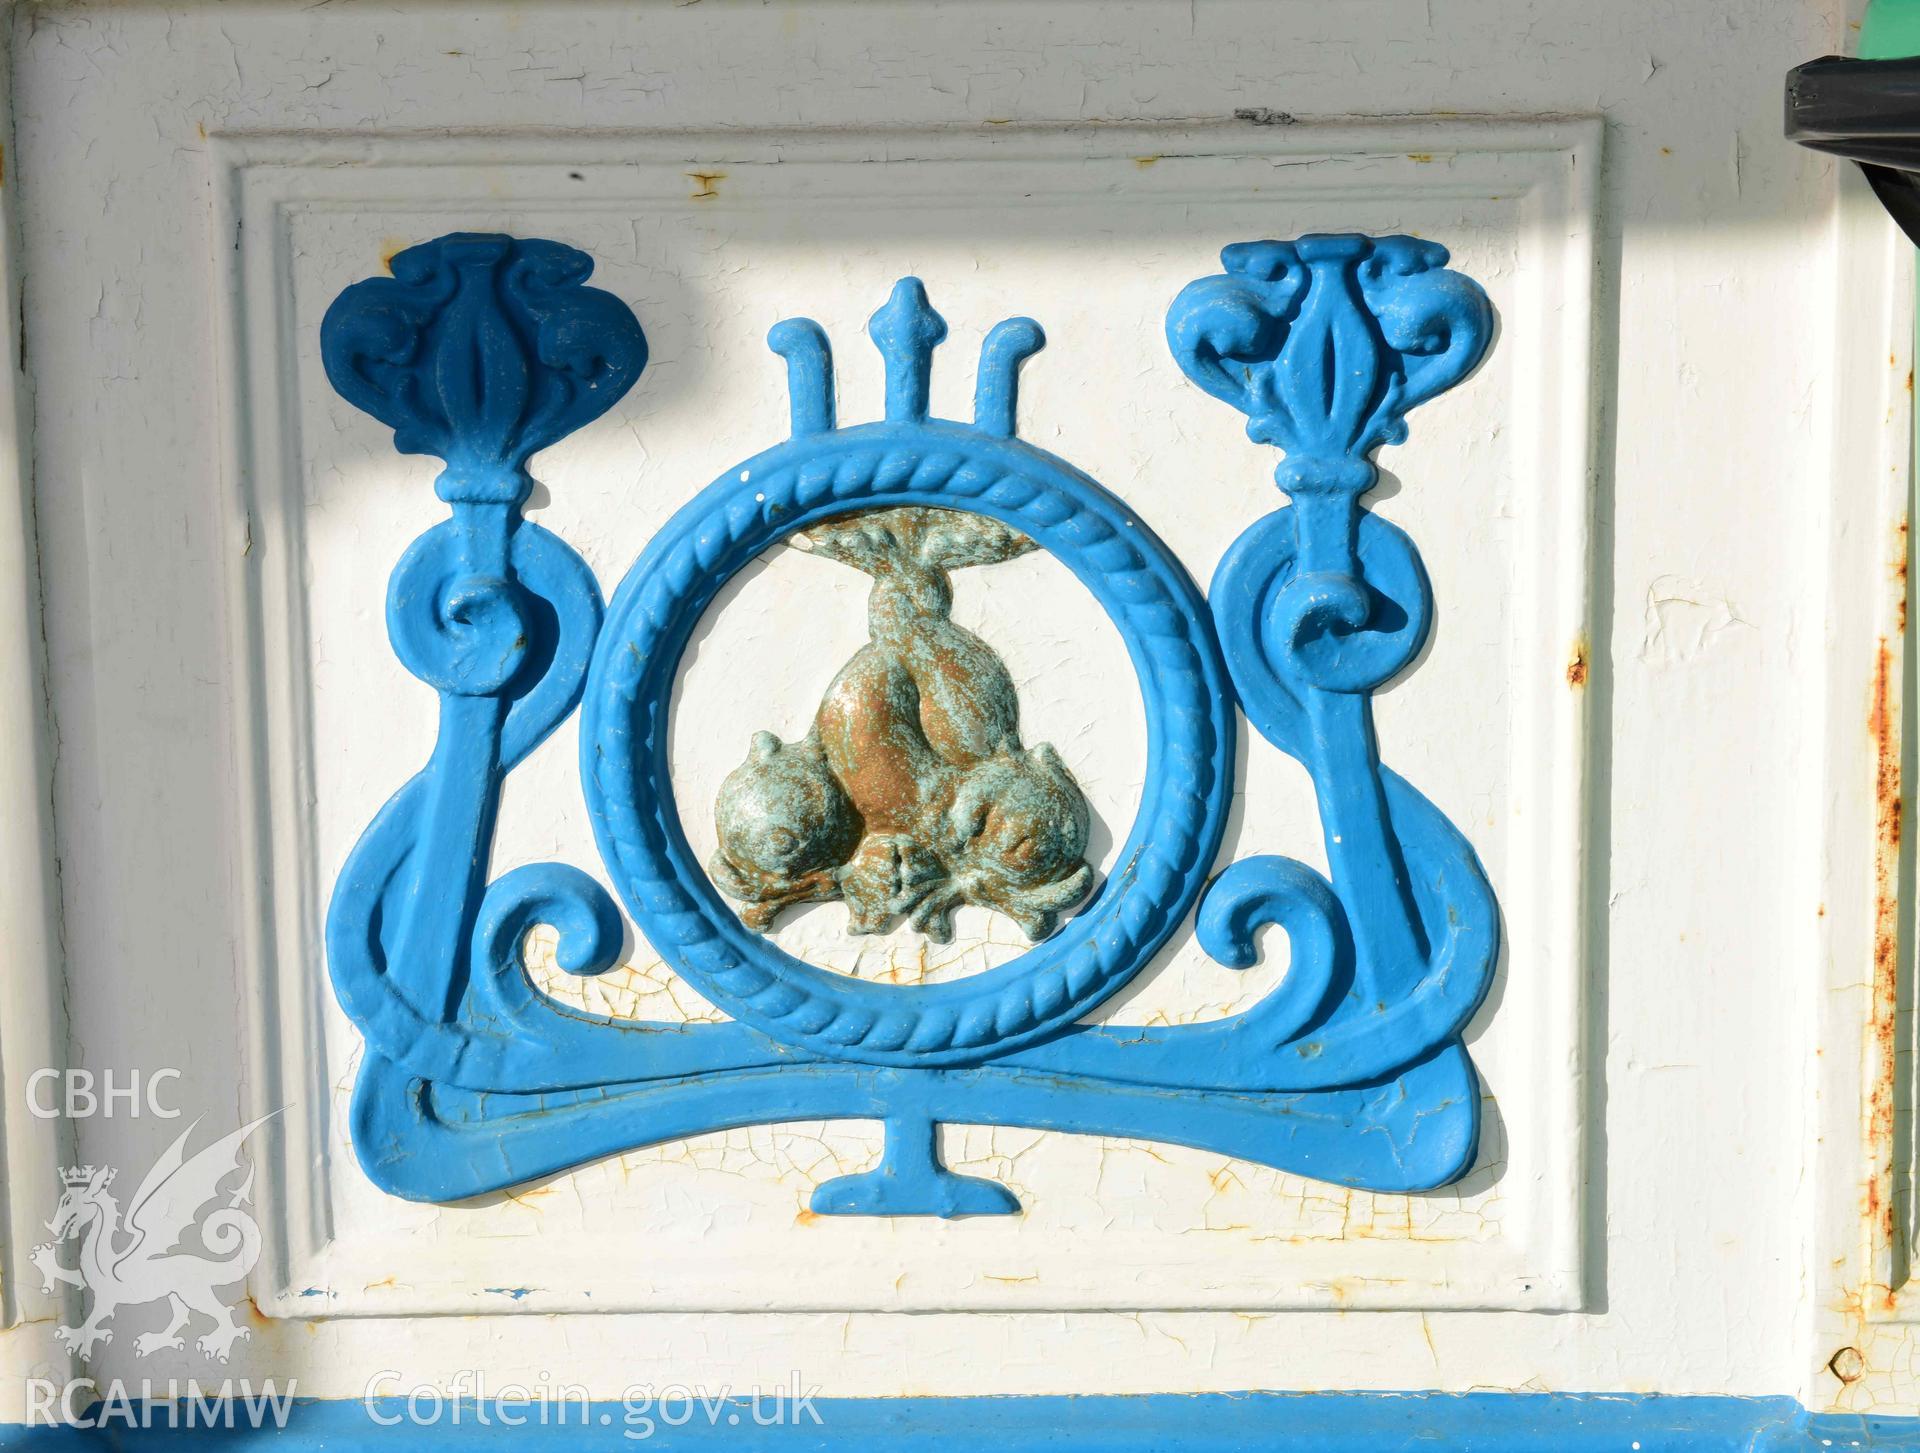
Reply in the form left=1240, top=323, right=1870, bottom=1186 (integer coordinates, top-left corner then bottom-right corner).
left=4, top=0, right=1906, bottom=1419
left=214, top=122, right=1593, bottom=1318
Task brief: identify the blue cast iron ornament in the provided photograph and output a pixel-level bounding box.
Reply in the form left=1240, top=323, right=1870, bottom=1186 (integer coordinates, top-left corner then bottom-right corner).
left=323, top=230, right=1499, bottom=1217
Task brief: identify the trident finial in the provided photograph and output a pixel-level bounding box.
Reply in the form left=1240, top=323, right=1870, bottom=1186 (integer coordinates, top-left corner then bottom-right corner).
left=867, top=277, right=948, bottom=423
left=767, top=279, right=1045, bottom=440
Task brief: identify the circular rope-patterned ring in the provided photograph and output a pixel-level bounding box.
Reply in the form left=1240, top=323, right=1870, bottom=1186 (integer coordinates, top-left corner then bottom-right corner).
left=581, top=420, right=1233, bottom=1068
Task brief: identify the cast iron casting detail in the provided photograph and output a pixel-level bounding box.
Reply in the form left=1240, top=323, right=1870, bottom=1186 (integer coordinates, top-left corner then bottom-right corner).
left=322, top=230, right=1499, bottom=1216
left=709, top=494, right=1095, bottom=945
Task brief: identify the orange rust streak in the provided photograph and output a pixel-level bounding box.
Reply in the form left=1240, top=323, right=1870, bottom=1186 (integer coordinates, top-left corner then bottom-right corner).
left=1868, top=635, right=1902, bottom=1276
left=1899, top=518, right=1911, bottom=634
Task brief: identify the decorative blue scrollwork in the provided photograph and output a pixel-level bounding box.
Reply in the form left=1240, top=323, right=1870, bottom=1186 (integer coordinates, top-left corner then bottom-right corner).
left=1167, top=233, right=1499, bottom=1081
left=324, top=230, right=1499, bottom=1221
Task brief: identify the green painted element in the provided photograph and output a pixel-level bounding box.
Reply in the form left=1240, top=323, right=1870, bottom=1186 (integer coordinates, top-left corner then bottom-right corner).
left=1863, top=0, right=1920, bottom=58
left=711, top=505, right=1095, bottom=944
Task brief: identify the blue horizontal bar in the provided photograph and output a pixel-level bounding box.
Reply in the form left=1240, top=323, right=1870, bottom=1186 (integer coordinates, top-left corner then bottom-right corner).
left=0, top=1391, right=1916, bottom=1450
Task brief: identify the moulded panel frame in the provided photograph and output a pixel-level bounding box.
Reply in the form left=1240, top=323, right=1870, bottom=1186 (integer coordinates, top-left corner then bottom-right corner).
left=208, top=117, right=1601, bottom=1319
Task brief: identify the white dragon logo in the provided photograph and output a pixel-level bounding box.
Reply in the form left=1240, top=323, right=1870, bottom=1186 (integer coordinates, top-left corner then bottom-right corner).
left=30, top=1114, right=274, bottom=1361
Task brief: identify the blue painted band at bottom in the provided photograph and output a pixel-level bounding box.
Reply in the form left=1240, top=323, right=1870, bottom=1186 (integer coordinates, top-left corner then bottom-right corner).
left=0, top=1391, right=1914, bottom=1450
